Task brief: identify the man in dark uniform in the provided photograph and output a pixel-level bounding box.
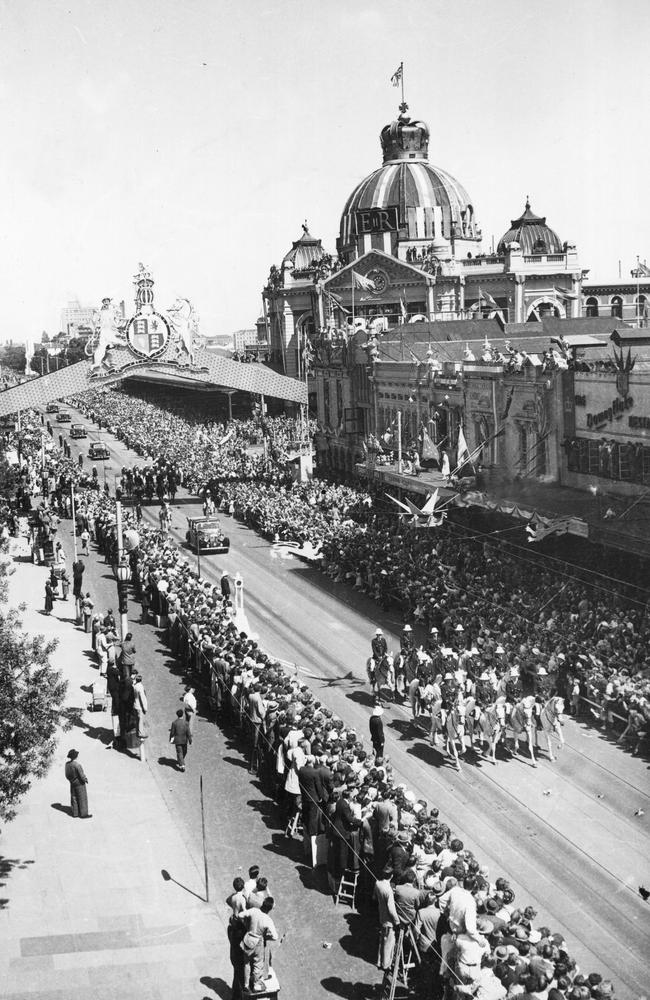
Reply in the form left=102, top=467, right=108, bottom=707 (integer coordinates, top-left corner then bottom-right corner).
left=439, top=671, right=457, bottom=727
left=64, top=749, right=91, bottom=818
left=400, top=624, right=414, bottom=655
left=371, top=628, right=388, bottom=661
left=369, top=705, right=385, bottom=758
left=475, top=671, right=494, bottom=709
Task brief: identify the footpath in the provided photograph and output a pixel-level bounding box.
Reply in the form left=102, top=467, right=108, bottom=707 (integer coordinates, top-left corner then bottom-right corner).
left=0, top=537, right=227, bottom=1000
left=0, top=499, right=381, bottom=1000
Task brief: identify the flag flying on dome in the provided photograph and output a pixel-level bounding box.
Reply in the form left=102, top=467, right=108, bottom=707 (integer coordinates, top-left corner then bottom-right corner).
left=391, top=64, right=403, bottom=86
left=352, top=270, right=377, bottom=292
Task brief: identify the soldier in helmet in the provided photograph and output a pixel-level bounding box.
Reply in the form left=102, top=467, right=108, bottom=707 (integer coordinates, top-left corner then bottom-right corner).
left=400, top=623, right=414, bottom=656
left=475, top=670, right=495, bottom=709
left=371, top=628, right=388, bottom=663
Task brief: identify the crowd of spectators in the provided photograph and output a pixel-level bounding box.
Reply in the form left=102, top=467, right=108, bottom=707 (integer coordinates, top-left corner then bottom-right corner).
left=54, top=389, right=650, bottom=747
left=1, top=402, right=633, bottom=998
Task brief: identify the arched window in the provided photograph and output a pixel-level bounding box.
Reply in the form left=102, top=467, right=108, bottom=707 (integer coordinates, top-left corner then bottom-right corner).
left=610, top=296, right=623, bottom=319
left=585, top=297, right=599, bottom=318
left=636, top=295, right=648, bottom=323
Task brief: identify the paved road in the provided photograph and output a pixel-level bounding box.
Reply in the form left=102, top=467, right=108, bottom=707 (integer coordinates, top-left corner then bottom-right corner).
left=56, top=407, right=650, bottom=998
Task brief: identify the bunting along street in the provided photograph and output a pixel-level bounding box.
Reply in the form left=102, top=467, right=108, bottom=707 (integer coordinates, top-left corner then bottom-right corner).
left=54, top=404, right=650, bottom=999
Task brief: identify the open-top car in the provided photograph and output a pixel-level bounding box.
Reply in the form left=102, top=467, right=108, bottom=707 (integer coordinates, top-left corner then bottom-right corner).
left=57, top=411, right=71, bottom=422
left=185, top=515, right=230, bottom=554
left=70, top=423, right=87, bottom=439
left=88, top=441, right=110, bottom=460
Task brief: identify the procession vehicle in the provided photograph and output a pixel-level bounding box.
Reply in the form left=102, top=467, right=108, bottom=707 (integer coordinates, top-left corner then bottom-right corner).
left=69, top=423, right=87, bottom=439
left=185, top=515, right=230, bottom=554
left=45, top=402, right=59, bottom=413
left=57, top=411, right=72, bottom=422
left=88, top=441, right=110, bottom=460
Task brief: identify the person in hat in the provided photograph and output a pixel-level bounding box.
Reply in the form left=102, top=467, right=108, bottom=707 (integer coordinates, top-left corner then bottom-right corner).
left=372, top=628, right=388, bottom=662
left=369, top=705, right=385, bottom=759
left=64, top=749, right=91, bottom=818
left=400, top=624, right=414, bottom=655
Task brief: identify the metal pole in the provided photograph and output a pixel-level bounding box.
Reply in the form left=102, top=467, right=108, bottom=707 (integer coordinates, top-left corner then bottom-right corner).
left=115, top=500, right=128, bottom=640
left=196, top=534, right=201, bottom=579
left=397, top=410, right=402, bottom=474
left=71, top=484, right=78, bottom=561
left=200, top=775, right=210, bottom=902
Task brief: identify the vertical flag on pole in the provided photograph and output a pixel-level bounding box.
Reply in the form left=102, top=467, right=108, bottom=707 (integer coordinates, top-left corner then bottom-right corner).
left=456, top=426, right=471, bottom=471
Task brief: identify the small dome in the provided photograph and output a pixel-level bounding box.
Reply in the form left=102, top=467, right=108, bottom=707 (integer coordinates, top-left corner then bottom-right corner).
left=497, top=199, right=563, bottom=255
left=282, top=223, right=326, bottom=277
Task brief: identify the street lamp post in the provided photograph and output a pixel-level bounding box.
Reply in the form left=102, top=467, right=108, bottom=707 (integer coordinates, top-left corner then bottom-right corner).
left=234, top=572, right=244, bottom=615
left=115, top=561, right=131, bottom=643
left=114, top=500, right=131, bottom=640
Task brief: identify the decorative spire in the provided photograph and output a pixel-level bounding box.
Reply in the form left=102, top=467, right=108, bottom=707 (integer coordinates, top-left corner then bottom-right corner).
left=133, top=262, right=155, bottom=311
left=525, top=195, right=530, bottom=211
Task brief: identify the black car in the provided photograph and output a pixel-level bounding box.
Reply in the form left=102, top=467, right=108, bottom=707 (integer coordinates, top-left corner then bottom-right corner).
left=88, top=442, right=110, bottom=460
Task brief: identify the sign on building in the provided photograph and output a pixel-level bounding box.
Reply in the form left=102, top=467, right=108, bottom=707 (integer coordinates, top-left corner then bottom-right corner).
left=354, top=206, right=399, bottom=235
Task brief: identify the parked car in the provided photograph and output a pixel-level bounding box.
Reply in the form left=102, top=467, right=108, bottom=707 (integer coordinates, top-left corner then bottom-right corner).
left=70, top=423, right=87, bottom=439
left=88, top=441, right=110, bottom=460
left=185, top=515, right=230, bottom=554
left=57, top=411, right=71, bottom=422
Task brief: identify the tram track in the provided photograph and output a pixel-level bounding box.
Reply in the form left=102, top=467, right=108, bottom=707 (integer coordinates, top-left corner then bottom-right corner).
left=58, top=406, right=650, bottom=997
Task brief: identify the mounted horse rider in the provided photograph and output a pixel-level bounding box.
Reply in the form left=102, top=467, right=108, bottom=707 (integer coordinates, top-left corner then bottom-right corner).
left=367, top=628, right=388, bottom=698
left=439, top=670, right=458, bottom=728
left=371, top=628, right=388, bottom=662
left=400, top=623, right=415, bottom=655
left=475, top=670, right=495, bottom=710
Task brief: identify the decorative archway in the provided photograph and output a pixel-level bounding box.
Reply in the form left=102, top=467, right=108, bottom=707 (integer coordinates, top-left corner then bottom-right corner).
left=526, top=297, right=566, bottom=321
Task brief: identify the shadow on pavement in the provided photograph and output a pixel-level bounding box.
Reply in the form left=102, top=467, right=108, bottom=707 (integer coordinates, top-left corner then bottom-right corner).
left=161, top=868, right=206, bottom=903
left=199, top=976, right=231, bottom=999
left=158, top=756, right=180, bottom=769
left=50, top=802, right=73, bottom=817
left=0, top=855, right=35, bottom=910
left=345, top=690, right=376, bottom=709
left=222, top=755, right=249, bottom=769
left=321, top=976, right=376, bottom=999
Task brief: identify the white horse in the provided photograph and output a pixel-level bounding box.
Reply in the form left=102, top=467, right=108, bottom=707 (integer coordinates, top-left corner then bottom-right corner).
left=431, top=698, right=466, bottom=772
left=508, top=695, right=538, bottom=767
left=537, top=696, right=565, bottom=761
left=475, top=697, right=510, bottom=765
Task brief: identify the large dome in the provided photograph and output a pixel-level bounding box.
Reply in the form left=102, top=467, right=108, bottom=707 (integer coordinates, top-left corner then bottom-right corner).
left=337, top=110, right=480, bottom=259
left=497, top=199, right=563, bottom=255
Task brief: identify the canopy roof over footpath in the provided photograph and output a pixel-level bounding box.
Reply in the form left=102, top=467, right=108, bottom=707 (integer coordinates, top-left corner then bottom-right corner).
left=374, top=316, right=627, bottom=365
left=0, top=346, right=307, bottom=418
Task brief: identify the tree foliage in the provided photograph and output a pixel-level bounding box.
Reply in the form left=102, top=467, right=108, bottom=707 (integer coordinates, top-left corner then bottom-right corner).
left=0, top=544, right=71, bottom=823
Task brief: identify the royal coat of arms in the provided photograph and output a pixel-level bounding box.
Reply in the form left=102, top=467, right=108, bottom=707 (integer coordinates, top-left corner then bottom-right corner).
left=126, top=312, right=170, bottom=359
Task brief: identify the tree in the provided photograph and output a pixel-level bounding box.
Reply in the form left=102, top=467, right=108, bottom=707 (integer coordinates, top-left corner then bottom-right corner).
left=0, top=344, right=26, bottom=373
left=0, top=544, right=71, bottom=823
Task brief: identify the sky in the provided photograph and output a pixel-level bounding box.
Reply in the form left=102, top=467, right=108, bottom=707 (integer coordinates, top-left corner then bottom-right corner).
left=0, top=0, right=648, bottom=342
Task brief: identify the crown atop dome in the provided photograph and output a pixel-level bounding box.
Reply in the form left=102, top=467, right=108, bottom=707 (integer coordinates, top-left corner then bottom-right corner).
left=380, top=111, right=430, bottom=163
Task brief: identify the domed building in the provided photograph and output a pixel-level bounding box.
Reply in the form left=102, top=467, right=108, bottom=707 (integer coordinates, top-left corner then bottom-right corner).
left=497, top=199, right=564, bottom=256
left=337, top=111, right=481, bottom=264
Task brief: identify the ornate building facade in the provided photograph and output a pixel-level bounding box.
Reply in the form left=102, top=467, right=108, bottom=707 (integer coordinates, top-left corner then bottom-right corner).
left=261, top=100, right=648, bottom=504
